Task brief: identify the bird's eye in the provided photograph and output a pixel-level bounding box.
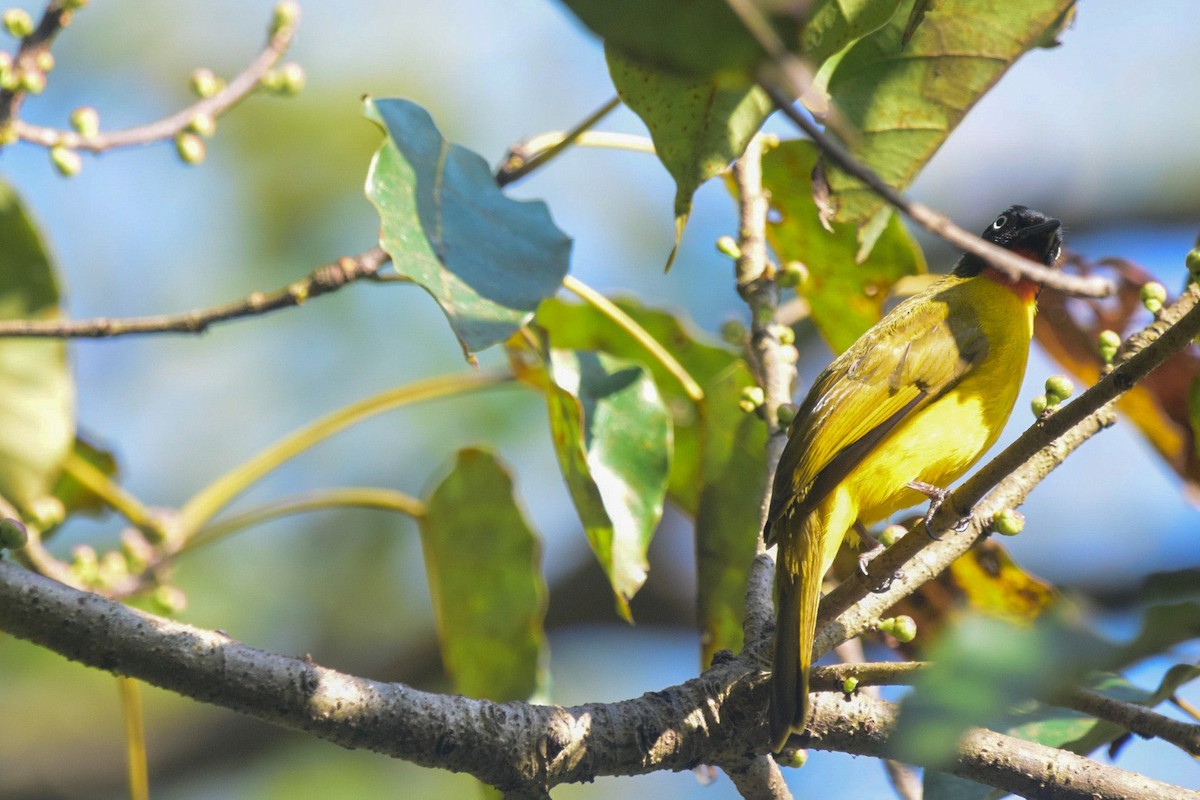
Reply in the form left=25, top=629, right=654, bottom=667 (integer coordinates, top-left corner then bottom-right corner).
left=992, top=215, right=1008, bottom=230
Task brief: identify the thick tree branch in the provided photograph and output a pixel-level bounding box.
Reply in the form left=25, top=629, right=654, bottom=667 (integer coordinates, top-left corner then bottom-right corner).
left=0, top=248, right=390, bottom=338
left=803, top=692, right=1198, bottom=800
left=2, top=559, right=1193, bottom=799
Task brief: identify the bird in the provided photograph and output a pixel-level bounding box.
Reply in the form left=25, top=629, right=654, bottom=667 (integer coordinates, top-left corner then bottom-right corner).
left=764, top=205, right=1063, bottom=752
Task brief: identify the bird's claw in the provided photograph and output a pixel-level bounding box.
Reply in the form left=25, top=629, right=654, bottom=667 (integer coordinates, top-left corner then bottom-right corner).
left=908, top=480, right=964, bottom=540
left=856, top=537, right=900, bottom=593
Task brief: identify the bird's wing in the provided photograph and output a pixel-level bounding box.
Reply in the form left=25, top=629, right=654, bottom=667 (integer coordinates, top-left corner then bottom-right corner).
left=765, top=282, right=988, bottom=541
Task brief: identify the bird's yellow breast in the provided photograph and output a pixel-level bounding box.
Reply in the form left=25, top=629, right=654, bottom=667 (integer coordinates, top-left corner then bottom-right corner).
left=844, top=272, right=1035, bottom=524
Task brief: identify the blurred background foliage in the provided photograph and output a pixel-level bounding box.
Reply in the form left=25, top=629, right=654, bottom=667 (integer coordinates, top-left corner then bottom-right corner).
left=1, top=1, right=1199, bottom=798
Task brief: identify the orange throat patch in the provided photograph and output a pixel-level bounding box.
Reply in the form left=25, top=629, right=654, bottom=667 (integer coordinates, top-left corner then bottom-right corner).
left=982, top=264, right=1039, bottom=305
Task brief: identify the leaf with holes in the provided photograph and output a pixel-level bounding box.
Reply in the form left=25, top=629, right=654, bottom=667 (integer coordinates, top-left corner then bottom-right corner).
left=365, top=97, right=571, bottom=361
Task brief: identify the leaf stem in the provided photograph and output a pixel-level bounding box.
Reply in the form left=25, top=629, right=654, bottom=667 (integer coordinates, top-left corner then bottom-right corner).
left=176, top=370, right=514, bottom=537
left=186, top=487, right=427, bottom=553
left=118, top=676, right=150, bottom=800
left=561, top=274, right=704, bottom=403
left=495, top=96, right=623, bottom=186
left=61, top=449, right=160, bottom=534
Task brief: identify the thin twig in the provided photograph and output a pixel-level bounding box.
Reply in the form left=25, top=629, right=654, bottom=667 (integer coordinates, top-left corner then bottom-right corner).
left=0, top=247, right=390, bottom=338
left=1057, top=686, right=1200, bottom=757
left=830, top=641, right=923, bottom=800
left=758, top=82, right=1115, bottom=300
left=0, top=1, right=73, bottom=130
left=495, top=96, right=621, bottom=187
left=14, top=5, right=300, bottom=152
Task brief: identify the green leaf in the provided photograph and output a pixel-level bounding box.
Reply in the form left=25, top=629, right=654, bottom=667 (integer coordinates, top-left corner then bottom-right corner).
left=533, top=298, right=765, bottom=658
left=1113, top=601, right=1200, bottom=667
left=824, top=0, right=1076, bottom=252
left=694, top=363, right=767, bottom=664
left=419, top=448, right=547, bottom=701
left=0, top=182, right=74, bottom=514
left=535, top=297, right=740, bottom=513
left=607, top=48, right=772, bottom=268
left=364, top=97, right=571, bottom=360
left=758, top=138, right=925, bottom=353
left=802, top=0, right=905, bottom=66
left=923, top=770, right=993, bottom=800
left=557, top=0, right=797, bottom=78
left=50, top=435, right=119, bottom=519
left=892, top=611, right=1107, bottom=767
left=1188, top=373, right=1200, bottom=461
left=512, top=338, right=671, bottom=620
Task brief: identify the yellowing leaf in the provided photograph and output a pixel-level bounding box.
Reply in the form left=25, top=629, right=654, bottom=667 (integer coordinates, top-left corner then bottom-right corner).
left=0, top=182, right=74, bottom=513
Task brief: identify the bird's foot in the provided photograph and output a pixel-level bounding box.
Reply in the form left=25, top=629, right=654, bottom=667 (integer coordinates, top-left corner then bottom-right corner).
left=854, top=523, right=901, bottom=593
left=907, top=481, right=969, bottom=540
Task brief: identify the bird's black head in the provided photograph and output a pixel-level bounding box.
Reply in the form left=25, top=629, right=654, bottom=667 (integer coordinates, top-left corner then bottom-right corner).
left=955, top=205, right=1063, bottom=277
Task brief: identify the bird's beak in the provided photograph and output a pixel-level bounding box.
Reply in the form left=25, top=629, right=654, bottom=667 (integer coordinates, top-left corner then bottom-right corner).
left=1016, top=218, right=1062, bottom=243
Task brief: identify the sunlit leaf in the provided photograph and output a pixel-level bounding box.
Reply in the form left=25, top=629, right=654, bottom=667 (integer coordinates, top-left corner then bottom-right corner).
left=532, top=298, right=765, bottom=654
left=1036, top=255, right=1200, bottom=505
left=364, top=97, right=571, bottom=360
left=757, top=138, right=925, bottom=353
left=511, top=335, right=671, bottom=620
left=535, top=297, right=739, bottom=513
left=557, top=0, right=796, bottom=78
left=824, top=0, right=1076, bottom=253
left=420, top=448, right=547, bottom=701
left=0, top=182, right=74, bottom=514
left=803, top=0, right=905, bottom=65
left=607, top=48, right=772, bottom=269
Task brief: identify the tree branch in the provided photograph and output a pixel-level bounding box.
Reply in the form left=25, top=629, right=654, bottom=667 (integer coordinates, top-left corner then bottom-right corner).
left=13, top=4, right=300, bottom=152
left=2, top=559, right=1194, bottom=799
left=726, top=133, right=795, bottom=800
left=804, top=692, right=1198, bottom=800
left=758, top=81, right=1115, bottom=300
left=1057, top=686, right=1200, bottom=757
left=0, top=0, right=73, bottom=130
left=0, top=247, right=390, bottom=338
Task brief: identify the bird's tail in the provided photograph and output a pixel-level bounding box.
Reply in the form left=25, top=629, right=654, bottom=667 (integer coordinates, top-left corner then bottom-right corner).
left=769, top=518, right=824, bottom=752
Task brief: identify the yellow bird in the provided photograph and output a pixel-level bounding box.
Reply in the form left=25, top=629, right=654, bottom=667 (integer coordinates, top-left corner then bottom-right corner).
left=765, top=205, right=1063, bottom=751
